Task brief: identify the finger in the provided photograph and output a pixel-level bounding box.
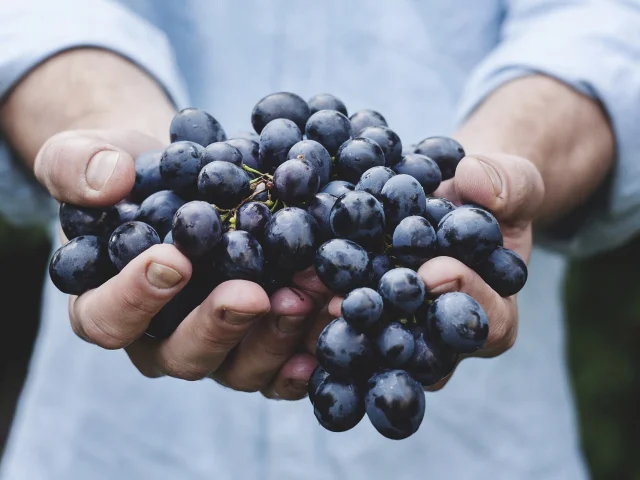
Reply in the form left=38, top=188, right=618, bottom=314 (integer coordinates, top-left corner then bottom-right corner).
left=211, top=287, right=317, bottom=392
left=291, top=266, right=333, bottom=304
left=304, top=304, right=335, bottom=355
left=431, top=179, right=459, bottom=205
left=70, top=244, right=191, bottom=349
left=328, top=296, right=343, bottom=319
left=261, top=353, right=318, bottom=401
left=34, top=129, right=163, bottom=207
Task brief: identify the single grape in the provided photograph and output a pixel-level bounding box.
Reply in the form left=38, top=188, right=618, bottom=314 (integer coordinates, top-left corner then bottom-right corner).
left=236, top=202, right=271, bottom=241
left=355, top=166, right=395, bottom=200
left=365, top=369, right=425, bottom=440
left=159, top=141, right=205, bottom=196
left=131, top=149, right=166, bottom=202
left=378, top=268, right=425, bottom=317
left=307, top=93, right=348, bottom=116
left=308, top=365, right=330, bottom=405
left=306, top=193, right=337, bottom=241
left=427, top=292, right=489, bottom=353
left=320, top=180, right=355, bottom=198
left=475, top=246, right=528, bottom=297
left=413, top=136, right=465, bottom=180
left=171, top=201, right=223, bottom=259
left=393, top=153, right=442, bottom=194
left=115, top=200, right=139, bottom=224
left=227, top=130, right=259, bottom=143
left=406, top=327, right=458, bottom=387
left=226, top=138, right=262, bottom=171
left=436, top=207, right=503, bottom=267
left=59, top=203, right=121, bottom=240
left=258, top=118, right=303, bottom=172
left=108, top=221, right=161, bottom=271
left=170, top=107, right=226, bottom=146
left=315, top=239, right=372, bottom=294
left=376, top=323, right=415, bottom=368
left=313, top=377, right=365, bottom=432
left=163, top=231, right=173, bottom=244
left=287, top=139, right=332, bottom=187
left=273, top=159, right=320, bottom=206
left=423, top=197, right=456, bottom=226
left=316, top=317, right=374, bottom=379
left=251, top=91, right=311, bottom=134
left=263, top=207, right=320, bottom=271
left=358, top=126, right=403, bottom=167
left=216, top=230, right=264, bottom=282
left=197, top=161, right=251, bottom=209
left=49, top=236, right=115, bottom=295
left=329, top=190, right=385, bottom=250
left=259, top=260, right=294, bottom=296
left=380, top=174, right=427, bottom=231
left=202, top=142, right=243, bottom=167
left=391, top=216, right=437, bottom=270
left=335, top=137, right=385, bottom=184
left=135, top=190, right=186, bottom=238
left=370, top=253, right=394, bottom=287
left=341, top=287, right=384, bottom=332
left=305, top=110, right=354, bottom=156
left=349, top=109, right=388, bottom=134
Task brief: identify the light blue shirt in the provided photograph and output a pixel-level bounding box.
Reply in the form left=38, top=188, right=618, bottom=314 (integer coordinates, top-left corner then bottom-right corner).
left=1, top=1, right=639, bottom=479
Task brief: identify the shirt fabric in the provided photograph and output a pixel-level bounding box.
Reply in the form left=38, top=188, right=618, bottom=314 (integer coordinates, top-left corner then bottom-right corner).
left=0, top=1, right=639, bottom=479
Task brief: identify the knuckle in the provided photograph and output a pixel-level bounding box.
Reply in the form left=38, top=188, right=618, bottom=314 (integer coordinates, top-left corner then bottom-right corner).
left=118, top=287, right=163, bottom=318
left=162, top=356, right=209, bottom=381
left=81, top=316, right=131, bottom=350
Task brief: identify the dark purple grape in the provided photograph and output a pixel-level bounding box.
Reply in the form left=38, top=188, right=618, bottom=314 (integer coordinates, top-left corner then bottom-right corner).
left=287, top=139, right=332, bottom=187
left=170, top=107, right=226, bottom=146
left=306, top=193, right=337, bottom=241
left=423, top=197, right=456, bottom=226
left=380, top=174, right=427, bottom=231
left=436, top=207, right=503, bottom=267
left=115, top=201, right=139, bottom=224
left=349, top=109, right=388, bottom=134
left=393, top=153, right=442, bottom=194
left=355, top=166, right=395, bottom=200
left=226, top=138, right=262, bottom=171
left=329, top=190, right=385, bottom=250
left=236, top=202, right=271, bottom=241
left=313, top=377, right=365, bottom=432
left=475, top=246, right=528, bottom=297
left=159, top=141, right=205, bottom=196
left=131, top=149, right=165, bottom=202
left=259, top=260, right=293, bottom=296
left=171, top=201, right=222, bottom=259
left=216, top=230, right=264, bottom=282
left=392, top=216, right=437, bottom=270
left=308, top=365, right=330, bottom=405
left=358, top=126, right=403, bottom=167
left=365, top=369, right=425, bottom=440
left=320, top=180, right=355, bottom=198
left=370, top=253, right=394, bottom=286
left=428, top=292, right=489, bottom=353
left=202, top=142, right=243, bottom=167
left=163, top=231, right=173, bottom=244
left=197, top=161, right=251, bottom=209
left=228, top=130, right=259, bottom=143
left=135, top=190, right=186, bottom=238
left=49, top=236, right=115, bottom=295
left=378, top=268, right=425, bottom=317
left=305, top=110, right=354, bottom=156
left=316, top=317, right=374, bottom=379
left=307, top=94, right=348, bottom=116
left=407, top=327, right=458, bottom=387
left=273, top=159, right=319, bottom=206
left=258, top=118, right=302, bottom=172
left=413, top=136, right=465, bottom=180
left=341, top=287, right=383, bottom=332
left=263, top=207, right=319, bottom=271
left=335, top=137, right=385, bottom=184
left=108, top=221, right=160, bottom=271
left=251, top=92, right=311, bottom=134
left=59, top=203, right=121, bottom=240
left=376, top=323, right=415, bottom=368
left=315, top=239, right=372, bottom=294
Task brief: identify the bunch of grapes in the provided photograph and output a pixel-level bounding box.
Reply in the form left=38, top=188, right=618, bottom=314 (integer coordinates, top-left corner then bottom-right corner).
left=48, top=92, right=528, bottom=440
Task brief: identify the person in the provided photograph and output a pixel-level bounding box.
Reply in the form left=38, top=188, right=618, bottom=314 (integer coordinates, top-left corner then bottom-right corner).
left=0, top=0, right=638, bottom=478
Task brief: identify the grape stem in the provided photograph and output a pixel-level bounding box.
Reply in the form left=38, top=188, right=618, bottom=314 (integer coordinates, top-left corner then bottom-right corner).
left=243, top=164, right=270, bottom=178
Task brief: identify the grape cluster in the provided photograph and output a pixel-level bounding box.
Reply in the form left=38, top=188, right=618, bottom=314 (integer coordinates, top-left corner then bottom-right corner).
left=48, top=92, right=528, bottom=439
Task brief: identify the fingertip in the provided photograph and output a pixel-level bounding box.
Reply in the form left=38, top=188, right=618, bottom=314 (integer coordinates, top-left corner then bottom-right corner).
left=291, top=267, right=332, bottom=297
left=328, top=296, right=342, bottom=318
left=270, top=287, right=315, bottom=318
left=210, top=280, right=271, bottom=316
left=262, top=353, right=318, bottom=401
left=417, top=256, right=466, bottom=293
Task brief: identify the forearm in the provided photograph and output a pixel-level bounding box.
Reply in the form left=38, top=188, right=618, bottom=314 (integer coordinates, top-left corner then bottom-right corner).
left=454, top=74, right=615, bottom=225
left=0, top=48, right=176, bottom=168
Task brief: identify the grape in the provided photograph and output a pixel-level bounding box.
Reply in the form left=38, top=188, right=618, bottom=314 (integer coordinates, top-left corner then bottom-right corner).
left=313, top=377, right=365, bottom=432
left=355, top=166, right=395, bottom=200
left=393, top=153, right=442, bottom=194
left=436, top=207, right=503, bottom=267
left=305, top=110, right=354, bottom=156
left=427, top=292, right=489, bottom=353
left=306, top=193, right=337, bottom=241
left=341, top=287, right=383, bottom=332
left=365, top=369, right=425, bottom=440
left=263, top=207, right=320, bottom=271
left=407, top=327, right=458, bottom=387
left=226, top=138, right=262, bottom=171
left=329, top=190, right=385, bottom=250
left=320, top=180, right=355, bottom=198
left=391, top=216, right=437, bottom=270
left=287, top=139, right=332, bottom=187
left=59, top=203, right=120, bottom=240
left=259, top=260, right=293, bottom=296
left=308, top=365, right=330, bottom=405
left=115, top=201, right=139, bottom=224
left=380, top=174, right=427, bottom=231
left=315, top=239, right=372, bottom=294
left=335, top=137, right=385, bottom=184
left=370, top=253, right=394, bottom=286
left=376, top=323, right=415, bottom=368
left=252, top=181, right=269, bottom=202
left=475, top=246, right=528, bottom=297
left=202, top=142, right=243, bottom=167
left=108, top=221, right=161, bottom=271
left=135, top=190, right=186, bottom=238
left=258, top=118, right=303, bottom=172
left=349, top=109, right=388, bottom=134
left=251, top=91, right=311, bottom=134
left=423, top=197, right=456, bottom=226
left=358, top=126, right=403, bottom=167
left=236, top=202, right=271, bottom=241
left=163, top=231, right=173, bottom=244
left=307, top=93, right=348, bottom=116
left=378, top=268, right=425, bottom=317
left=49, top=236, right=115, bottom=295
left=216, top=230, right=264, bottom=282
left=228, top=130, right=259, bottom=143
left=273, top=159, right=320, bottom=206
left=197, top=161, right=251, bottom=209
left=159, top=141, right=205, bottom=196
left=171, top=201, right=222, bottom=259
left=316, top=317, right=374, bottom=379
left=131, top=149, right=166, bottom=202
left=413, top=136, right=465, bottom=181
left=170, top=107, right=226, bottom=146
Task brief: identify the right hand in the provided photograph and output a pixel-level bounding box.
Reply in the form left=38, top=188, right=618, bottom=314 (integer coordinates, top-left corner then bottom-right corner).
left=37, top=128, right=331, bottom=400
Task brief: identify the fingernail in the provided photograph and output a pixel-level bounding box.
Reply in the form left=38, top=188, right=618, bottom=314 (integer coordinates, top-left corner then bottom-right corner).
left=429, top=280, right=459, bottom=296
left=276, top=316, right=306, bottom=333
left=471, top=157, right=503, bottom=197
left=86, top=150, right=120, bottom=191
left=146, top=262, right=183, bottom=289
left=224, top=310, right=259, bottom=325
left=290, top=379, right=308, bottom=391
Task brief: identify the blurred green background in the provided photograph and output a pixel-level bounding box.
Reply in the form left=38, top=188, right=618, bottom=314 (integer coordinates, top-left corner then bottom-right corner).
left=0, top=217, right=638, bottom=479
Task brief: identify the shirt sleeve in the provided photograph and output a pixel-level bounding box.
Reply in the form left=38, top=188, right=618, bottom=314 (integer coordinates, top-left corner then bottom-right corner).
left=455, top=0, right=640, bottom=259
left=0, top=0, right=189, bottom=227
